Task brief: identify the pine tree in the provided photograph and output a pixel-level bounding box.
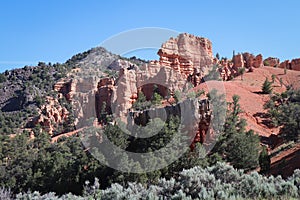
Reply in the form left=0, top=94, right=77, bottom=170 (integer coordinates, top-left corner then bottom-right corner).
left=262, top=77, right=273, bottom=94
left=227, top=130, right=260, bottom=171
left=213, top=95, right=260, bottom=171
left=271, top=74, right=276, bottom=83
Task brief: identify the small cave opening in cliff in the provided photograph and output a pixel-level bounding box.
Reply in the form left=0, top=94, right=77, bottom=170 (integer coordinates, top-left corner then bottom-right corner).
left=139, top=83, right=169, bottom=101
left=131, top=84, right=171, bottom=126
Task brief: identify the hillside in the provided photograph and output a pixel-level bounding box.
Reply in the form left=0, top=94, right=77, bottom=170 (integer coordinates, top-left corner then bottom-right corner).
left=0, top=47, right=146, bottom=136
left=0, top=33, right=299, bottom=197
left=224, top=66, right=300, bottom=137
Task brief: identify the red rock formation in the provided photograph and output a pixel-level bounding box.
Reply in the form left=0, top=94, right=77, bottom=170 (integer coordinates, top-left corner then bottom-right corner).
left=112, top=62, right=189, bottom=121
left=158, top=33, right=213, bottom=80
left=233, top=53, right=263, bottom=69
left=95, top=78, right=115, bottom=122
left=53, top=79, right=73, bottom=100
left=35, top=97, right=69, bottom=135
left=242, top=53, right=254, bottom=68
left=279, top=58, right=300, bottom=71
left=253, top=54, right=263, bottom=68
left=233, top=54, right=245, bottom=69
left=264, top=57, right=280, bottom=67
left=279, top=60, right=291, bottom=69
left=291, top=58, right=300, bottom=71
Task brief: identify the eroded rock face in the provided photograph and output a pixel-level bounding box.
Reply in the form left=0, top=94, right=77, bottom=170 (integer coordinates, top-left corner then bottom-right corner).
left=291, top=58, right=300, bottom=71
left=54, top=79, right=73, bottom=101
left=112, top=68, right=138, bottom=121
left=279, top=58, right=300, bottom=71
left=233, top=54, right=245, bottom=69
left=34, top=97, right=69, bottom=135
left=158, top=33, right=213, bottom=79
left=242, top=53, right=254, bottom=68
left=264, top=57, right=280, bottom=67
left=112, top=62, right=189, bottom=120
left=279, top=60, right=291, bottom=69
left=253, top=54, right=263, bottom=68
left=52, top=33, right=219, bottom=143
left=233, top=53, right=263, bottom=69
left=127, top=98, right=211, bottom=150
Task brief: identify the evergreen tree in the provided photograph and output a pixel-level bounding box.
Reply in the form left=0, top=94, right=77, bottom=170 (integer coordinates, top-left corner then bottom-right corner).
left=152, top=92, right=162, bottom=106
left=132, top=92, right=151, bottom=110
left=259, top=146, right=270, bottom=174
left=216, top=53, right=220, bottom=60
left=264, top=88, right=300, bottom=142
left=271, top=74, right=276, bottom=83
left=213, top=95, right=260, bottom=171
left=226, top=130, right=260, bottom=171
left=262, top=77, right=273, bottom=94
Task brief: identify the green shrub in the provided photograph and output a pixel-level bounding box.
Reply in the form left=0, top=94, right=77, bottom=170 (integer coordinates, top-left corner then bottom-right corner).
left=264, top=60, right=270, bottom=66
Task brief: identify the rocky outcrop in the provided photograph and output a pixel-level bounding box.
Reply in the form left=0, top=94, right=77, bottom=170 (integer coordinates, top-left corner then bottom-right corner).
left=34, top=97, right=69, bottom=135
left=233, top=54, right=245, bottom=69
left=291, top=58, right=300, bottom=71
left=242, top=53, right=255, bottom=68
left=53, top=33, right=215, bottom=126
left=112, top=62, right=189, bottom=121
left=111, top=68, right=138, bottom=121
left=54, top=79, right=73, bottom=100
left=233, top=53, right=263, bottom=69
left=253, top=54, right=263, bottom=68
left=158, top=33, right=213, bottom=80
left=279, top=60, right=291, bottom=69
left=216, top=59, right=234, bottom=81
left=108, top=59, right=137, bottom=71
left=127, top=98, right=211, bottom=149
left=279, top=58, right=300, bottom=71
left=264, top=57, right=280, bottom=67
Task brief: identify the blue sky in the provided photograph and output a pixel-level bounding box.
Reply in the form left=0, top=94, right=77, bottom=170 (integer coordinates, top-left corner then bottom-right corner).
left=1, top=0, right=300, bottom=72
